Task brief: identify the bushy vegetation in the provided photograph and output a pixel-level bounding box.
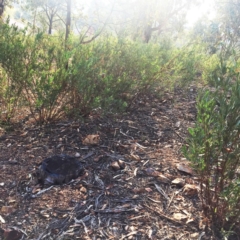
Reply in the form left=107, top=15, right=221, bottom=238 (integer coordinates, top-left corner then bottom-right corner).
left=1, top=2, right=240, bottom=238
left=2, top=0, right=240, bottom=238
left=0, top=23, right=206, bottom=123
left=184, top=51, right=240, bottom=237
left=3, top=21, right=240, bottom=236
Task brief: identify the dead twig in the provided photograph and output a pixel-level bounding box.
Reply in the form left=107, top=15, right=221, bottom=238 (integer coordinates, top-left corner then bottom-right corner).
left=95, top=207, right=136, bottom=213
left=120, top=129, right=134, bottom=140
left=95, top=193, right=104, bottom=210
left=120, top=231, right=138, bottom=240
left=166, top=191, right=176, bottom=210
left=154, top=183, right=169, bottom=200
left=81, top=151, right=94, bottom=161
left=143, top=204, right=183, bottom=225
left=147, top=196, right=162, bottom=203
left=31, top=186, right=53, bottom=198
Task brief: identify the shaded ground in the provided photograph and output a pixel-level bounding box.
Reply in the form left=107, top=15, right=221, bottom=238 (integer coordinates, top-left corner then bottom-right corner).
left=0, top=86, right=218, bottom=239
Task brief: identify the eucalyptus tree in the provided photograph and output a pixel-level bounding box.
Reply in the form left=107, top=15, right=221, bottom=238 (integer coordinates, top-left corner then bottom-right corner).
left=41, top=0, right=61, bottom=34
left=0, top=0, right=18, bottom=18
left=130, top=0, right=195, bottom=42
left=215, top=0, right=240, bottom=42
left=72, top=0, right=115, bottom=44
left=0, top=0, right=4, bottom=17
left=23, top=0, right=80, bottom=41
left=195, top=0, right=240, bottom=56
left=65, top=0, right=71, bottom=40
left=90, top=0, right=200, bottom=43
left=22, top=0, right=65, bottom=34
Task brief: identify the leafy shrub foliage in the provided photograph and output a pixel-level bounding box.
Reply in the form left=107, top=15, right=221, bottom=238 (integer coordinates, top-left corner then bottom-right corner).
left=0, top=22, right=207, bottom=123
left=0, top=23, right=71, bottom=123
left=184, top=57, right=240, bottom=236
left=172, top=44, right=205, bottom=86
left=0, top=23, right=176, bottom=122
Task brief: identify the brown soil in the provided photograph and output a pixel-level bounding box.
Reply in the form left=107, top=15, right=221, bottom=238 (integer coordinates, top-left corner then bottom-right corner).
left=0, top=87, right=227, bottom=239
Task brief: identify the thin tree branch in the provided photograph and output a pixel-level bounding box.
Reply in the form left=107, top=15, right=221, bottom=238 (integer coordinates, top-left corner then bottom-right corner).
left=80, top=1, right=116, bottom=44
left=56, top=13, right=66, bottom=25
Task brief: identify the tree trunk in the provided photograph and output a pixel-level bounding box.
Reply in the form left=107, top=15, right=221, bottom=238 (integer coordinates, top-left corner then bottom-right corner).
left=144, top=25, right=152, bottom=43
left=48, top=15, right=53, bottom=34
left=0, top=0, right=5, bottom=17
left=144, top=24, right=160, bottom=43
left=65, top=0, right=71, bottom=42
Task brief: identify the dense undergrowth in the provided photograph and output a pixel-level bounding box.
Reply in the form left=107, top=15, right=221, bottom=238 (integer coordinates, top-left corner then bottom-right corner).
left=184, top=51, right=240, bottom=238
left=0, top=22, right=206, bottom=123
left=1, top=21, right=240, bottom=238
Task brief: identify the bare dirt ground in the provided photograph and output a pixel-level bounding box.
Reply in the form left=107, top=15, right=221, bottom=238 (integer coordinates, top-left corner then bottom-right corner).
left=0, top=87, right=225, bottom=239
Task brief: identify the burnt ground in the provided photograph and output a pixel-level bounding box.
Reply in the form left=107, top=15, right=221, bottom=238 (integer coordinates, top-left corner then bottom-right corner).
left=0, top=87, right=220, bottom=239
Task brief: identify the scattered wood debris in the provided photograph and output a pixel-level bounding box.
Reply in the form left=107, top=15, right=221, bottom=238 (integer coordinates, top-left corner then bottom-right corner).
left=0, top=88, right=222, bottom=239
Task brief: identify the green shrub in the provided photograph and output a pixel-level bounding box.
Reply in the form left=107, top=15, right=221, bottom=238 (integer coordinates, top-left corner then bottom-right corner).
left=152, top=42, right=209, bottom=90
left=0, top=23, right=74, bottom=123
left=0, top=22, right=207, bottom=123
left=173, top=44, right=205, bottom=86
left=183, top=58, right=240, bottom=237
left=0, top=24, right=177, bottom=122
left=66, top=37, right=172, bottom=115
left=202, top=53, right=221, bottom=85
left=0, top=24, right=27, bottom=121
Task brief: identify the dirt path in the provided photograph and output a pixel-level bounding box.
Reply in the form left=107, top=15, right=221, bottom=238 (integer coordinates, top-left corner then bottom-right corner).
left=0, top=87, right=212, bottom=239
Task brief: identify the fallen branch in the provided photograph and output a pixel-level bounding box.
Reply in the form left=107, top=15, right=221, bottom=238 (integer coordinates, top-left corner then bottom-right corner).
left=31, top=186, right=53, bottom=198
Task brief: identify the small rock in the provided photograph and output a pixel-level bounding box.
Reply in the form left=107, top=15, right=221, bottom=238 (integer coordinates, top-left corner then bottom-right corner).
left=171, top=178, right=185, bottom=187
left=176, top=163, right=194, bottom=175
left=157, top=174, right=171, bottom=183
left=0, top=215, right=5, bottom=223
left=190, top=233, right=199, bottom=239
left=80, top=186, right=87, bottom=194
left=75, top=152, right=81, bottom=157
left=183, top=184, right=199, bottom=196
left=118, top=160, right=126, bottom=169
left=173, top=213, right=188, bottom=221
left=111, top=161, right=120, bottom=171
left=175, top=121, right=181, bottom=128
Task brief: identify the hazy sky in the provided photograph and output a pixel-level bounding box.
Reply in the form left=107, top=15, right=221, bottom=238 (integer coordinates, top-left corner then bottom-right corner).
left=6, top=0, right=217, bottom=31
left=186, top=0, right=216, bottom=26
